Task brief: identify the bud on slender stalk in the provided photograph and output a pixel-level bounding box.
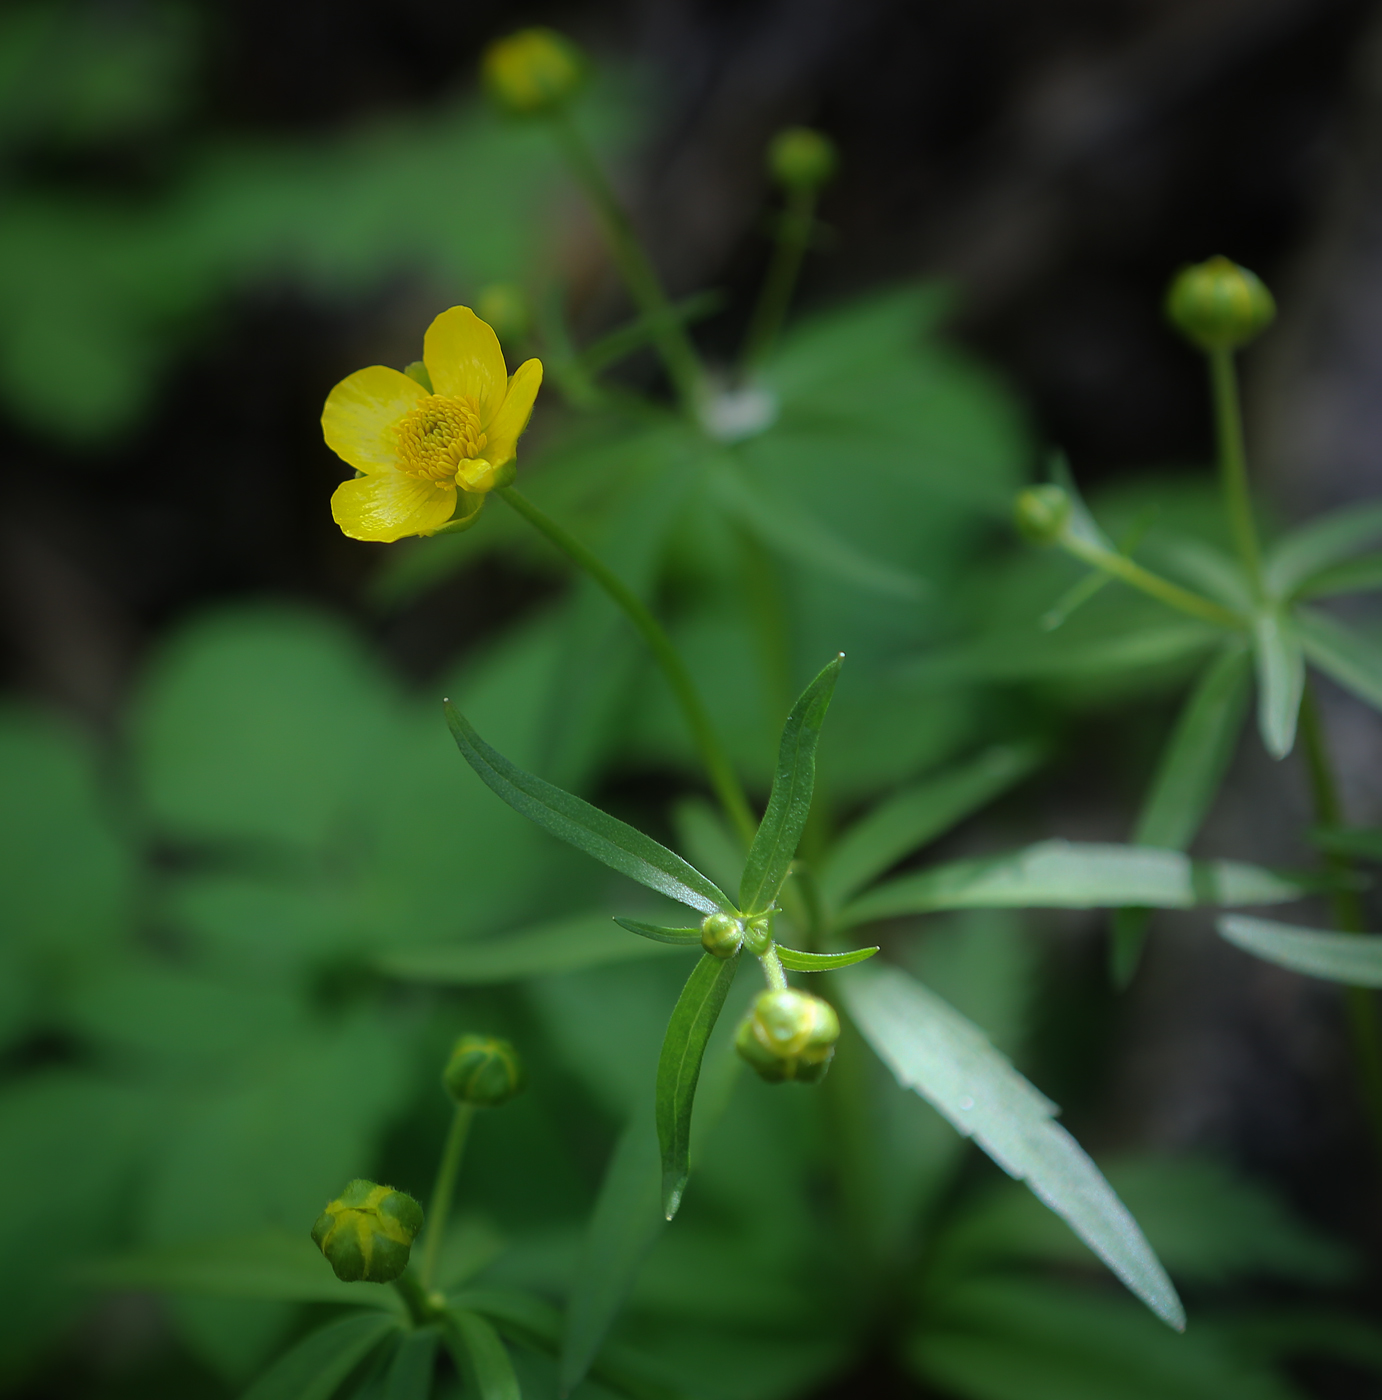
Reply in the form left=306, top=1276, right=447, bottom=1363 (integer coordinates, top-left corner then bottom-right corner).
left=1165, top=256, right=1276, bottom=353
left=482, top=28, right=584, bottom=115
left=700, top=911, right=744, bottom=958
left=1013, top=484, right=1072, bottom=545
left=443, top=1035, right=526, bottom=1107
left=767, top=127, right=837, bottom=192
left=735, top=988, right=840, bottom=1083
left=312, top=1180, right=423, bottom=1284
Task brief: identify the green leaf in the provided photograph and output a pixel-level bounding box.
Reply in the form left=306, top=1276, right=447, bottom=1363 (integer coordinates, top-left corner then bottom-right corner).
left=842, top=841, right=1304, bottom=927
left=656, top=953, right=741, bottom=1219
left=1294, top=550, right=1382, bottom=600
left=1296, top=607, right=1382, bottom=712
left=79, top=1232, right=394, bottom=1307
left=560, top=1113, right=664, bottom=1396
left=820, top=743, right=1042, bottom=908
left=1251, top=608, right=1304, bottom=759
left=1313, top=826, right=1382, bottom=862
left=380, top=913, right=687, bottom=983
left=446, top=1310, right=519, bottom=1400
left=739, top=656, right=843, bottom=914
left=443, top=702, right=731, bottom=915
left=844, top=964, right=1183, bottom=1329
left=1112, top=643, right=1252, bottom=987
left=671, top=798, right=746, bottom=895
left=1267, top=499, right=1382, bottom=597
left=775, top=944, right=878, bottom=971
left=613, top=918, right=703, bottom=946
left=242, top=1312, right=399, bottom=1400
left=1218, top=915, right=1382, bottom=986
left=386, top=1328, right=438, bottom=1400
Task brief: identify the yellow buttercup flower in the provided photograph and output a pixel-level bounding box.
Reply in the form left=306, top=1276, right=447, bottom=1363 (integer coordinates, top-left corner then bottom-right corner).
left=324, top=306, right=543, bottom=543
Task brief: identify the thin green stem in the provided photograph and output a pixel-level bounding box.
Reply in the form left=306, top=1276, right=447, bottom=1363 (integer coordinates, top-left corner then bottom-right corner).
left=759, top=945, right=788, bottom=990
left=498, top=486, right=757, bottom=845
left=1208, top=348, right=1265, bottom=599
left=1059, top=533, right=1245, bottom=630
left=1298, top=681, right=1382, bottom=1157
left=549, top=111, right=703, bottom=411
left=740, top=185, right=817, bottom=371
left=393, top=1271, right=444, bottom=1327
left=418, top=1103, right=475, bottom=1290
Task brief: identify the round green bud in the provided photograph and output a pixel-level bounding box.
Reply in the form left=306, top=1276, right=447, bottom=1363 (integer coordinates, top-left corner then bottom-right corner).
left=767, top=126, right=837, bottom=191
left=311, top=1179, right=422, bottom=1284
left=476, top=283, right=530, bottom=344
left=482, top=28, right=584, bottom=115
left=442, top=1034, right=526, bottom=1107
left=700, top=912, right=744, bottom=958
left=741, top=915, right=773, bottom=956
left=735, top=988, right=840, bottom=1084
left=1165, top=256, right=1276, bottom=352
left=1013, top=484, right=1072, bottom=546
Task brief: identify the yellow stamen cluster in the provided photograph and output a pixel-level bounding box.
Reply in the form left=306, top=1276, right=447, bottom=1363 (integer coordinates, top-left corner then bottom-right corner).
left=396, top=395, right=488, bottom=483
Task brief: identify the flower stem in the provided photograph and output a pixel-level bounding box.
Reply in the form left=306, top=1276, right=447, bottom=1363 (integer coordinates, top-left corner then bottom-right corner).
left=1058, top=533, right=1245, bottom=630
left=498, top=486, right=757, bottom=845
left=1208, top=348, right=1265, bottom=599
left=1298, top=681, right=1382, bottom=1157
left=393, top=1271, right=444, bottom=1327
left=740, top=185, right=817, bottom=371
left=759, top=945, right=788, bottom=990
left=418, top=1102, right=475, bottom=1290
left=548, top=111, right=704, bottom=412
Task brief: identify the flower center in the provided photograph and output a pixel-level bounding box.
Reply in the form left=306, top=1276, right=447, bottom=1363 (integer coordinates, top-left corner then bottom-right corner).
left=396, top=395, right=488, bottom=482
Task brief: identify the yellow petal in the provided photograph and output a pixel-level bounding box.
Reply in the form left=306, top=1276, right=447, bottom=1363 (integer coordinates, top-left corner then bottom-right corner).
left=322, top=366, right=427, bottom=474
left=331, top=470, right=457, bottom=542
left=423, top=307, right=508, bottom=419
left=482, top=358, right=544, bottom=468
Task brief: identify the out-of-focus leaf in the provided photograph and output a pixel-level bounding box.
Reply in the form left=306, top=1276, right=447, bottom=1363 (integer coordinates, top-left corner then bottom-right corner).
left=845, top=963, right=1183, bottom=1328
left=78, top=1233, right=393, bottom=1307
left=1112, top=643, right=1251, bottom=986
left=1218, top=915, right=1382, bottom=986
left=1313, top=826, right=1382, bottom=862
left=907, top=1278, right=1285, bottom=1400
left=447, top=1311, right=519, bottom=1400
left=739, top=656, right=842, bottom=914
left=657, top=954, right=742, bottom=1218
left=843, top=841, right=1304, bottom=927
left=1294, top=551, right=1382, bottom=600
left=672, top=798, right=746, bottom=894
left=613, top=919, right=704, bottom=946
left=385, top=1328, right=438, bottom=1400
left=1154, top=537, right=1254, bottom=613
left=1267, top=500, right=1382, bottom=597
left=1296, top=607, right=1382, bottom=713
left=1251, top=608, right=1304, bottom=759
left=380, top=913, right=686, bottom=983
left=444, top=703, right=731, bottom=915
left=243, top=1312, right=399, bottom=1400
left=820, top=743, right=1042, bottom=908
left=774, top=945, right=878, bottom=971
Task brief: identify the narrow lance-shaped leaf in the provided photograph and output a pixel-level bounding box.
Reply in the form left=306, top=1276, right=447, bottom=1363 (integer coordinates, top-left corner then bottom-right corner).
left=1218, top=915, right=1382, bottom=987
left=242, top=1312, right=401, bottom=1400
left=1266, top=499, right=1382, bottom=597
left=820, top=743, right=1043, bottom=908
left=444, top=702, right=731, bottom=915
left=842, top=840, right=1305, bottom=928
left=447, top=1310, right=520, bottom=1400
left=386, top=1328, right=439, bottom=1400
left=613, top=917, right=703, bottom=945
left=1252, top=608, right=1304, bottom=759
left=1296, top=607, right=1382, bottom=714
left=843, top=963, right=1184, bottom=1329
left=657, top=952, right=741, bottom=1219
left=1111, top=643, right=1251, bottom=987
left=1314, top=826, right=1382, bottom=862
left=739, top=655, right=843, bottom=915
left=775, top=944, right=878, bottom=971
left=1294, top=550, right=1382, bottom=601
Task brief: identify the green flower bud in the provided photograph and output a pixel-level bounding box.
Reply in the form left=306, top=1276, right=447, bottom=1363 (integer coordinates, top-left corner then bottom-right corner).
left=742, top=915, right=773, bottom=955
left=476, top=283, right=530, bottom=344
left=1013, top=484, right=1071, bottom=546
left=482, top=28, right=584, bottom=115
left=442, top=1034, right=526, bottom=1107
left=700, top=912, right=744, bottom=958
left=311, top=1179, right=422, bottom=1284
left=735, top=988, right=840, bottom=1084
left=767, top=127, right=837, bottom=191
left=1165, top=256, right=1276, bottom=352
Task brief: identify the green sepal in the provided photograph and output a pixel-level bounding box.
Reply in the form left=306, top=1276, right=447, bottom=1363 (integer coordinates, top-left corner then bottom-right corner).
left=613, top=917, right=703, bottom=945
left=774, top=944, right=878, bottom=971
left=443, top=702, right=732, bottom=915
left=656, top=952, right=741, bottom=1219
left=738, top=655, right=843, bottom=915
